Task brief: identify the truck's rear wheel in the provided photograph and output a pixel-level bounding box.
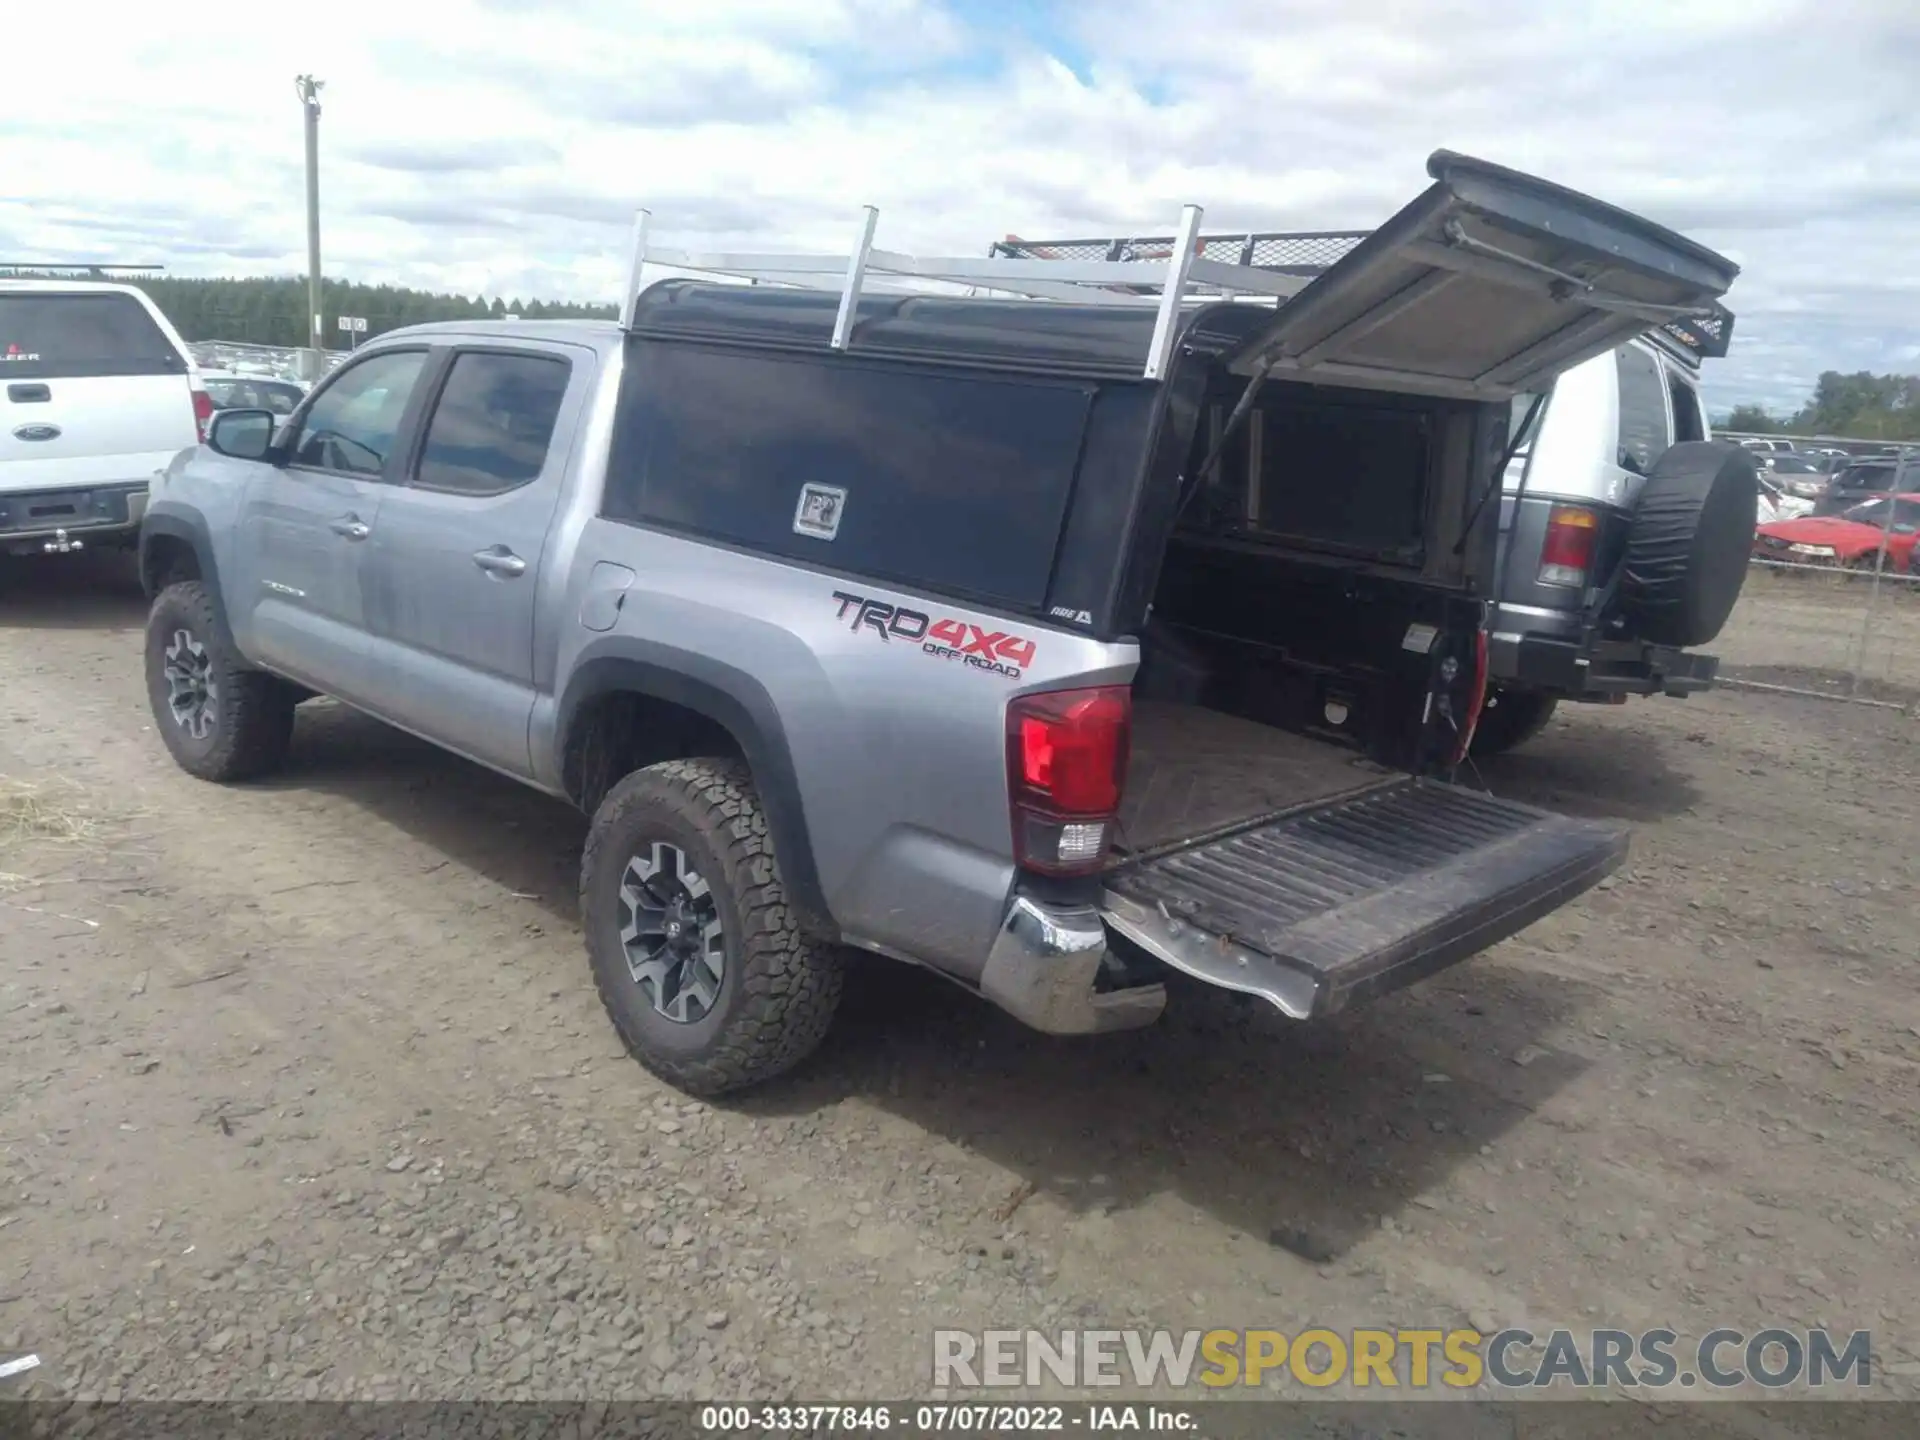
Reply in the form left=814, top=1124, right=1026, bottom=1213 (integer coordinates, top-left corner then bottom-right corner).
left=581, top=757, right=844, bottom=1096
left=143, top=581, right=295, bottom=782
left=1469, top=688, right=1558, bottom=757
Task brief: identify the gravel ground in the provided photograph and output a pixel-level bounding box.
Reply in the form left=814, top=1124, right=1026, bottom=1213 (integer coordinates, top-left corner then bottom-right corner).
left=2, top=554, right=1918, bottom=1411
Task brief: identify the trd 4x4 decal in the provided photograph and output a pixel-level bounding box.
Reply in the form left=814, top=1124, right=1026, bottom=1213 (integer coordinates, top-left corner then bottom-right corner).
left=831, top=591, right=1036, bottom=678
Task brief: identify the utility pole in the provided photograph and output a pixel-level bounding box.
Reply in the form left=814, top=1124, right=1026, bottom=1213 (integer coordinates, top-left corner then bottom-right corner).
left=295, top=74, right=325, bottom=382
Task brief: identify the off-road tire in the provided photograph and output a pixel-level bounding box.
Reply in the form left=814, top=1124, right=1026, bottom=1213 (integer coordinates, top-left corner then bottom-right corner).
left=582, top=757, right=844, bottom=1096
left=1469, top=688, right=1559, bottom=758
left=1619, top=441, right=1759, bottom=647
left=144, top=581, right=295, bottom=782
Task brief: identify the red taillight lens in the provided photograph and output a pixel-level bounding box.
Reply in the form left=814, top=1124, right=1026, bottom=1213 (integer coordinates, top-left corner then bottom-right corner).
left=1538, top=504, right=1599, bottom=588
left=191, top=388, right=214, bottom=444
left=1006, top=686, right=1131, bottom=875
left=1450, top=630, right=1491, bottom=766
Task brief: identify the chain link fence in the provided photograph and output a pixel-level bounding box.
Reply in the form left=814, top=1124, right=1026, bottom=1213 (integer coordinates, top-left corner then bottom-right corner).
left=1719, top=452, right=1920, bottom=704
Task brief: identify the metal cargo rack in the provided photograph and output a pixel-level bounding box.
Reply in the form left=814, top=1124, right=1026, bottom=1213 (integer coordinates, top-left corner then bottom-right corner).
left=619, top=202, right=1736, bottom=384
left=620, top=204, right=1326, bottom=381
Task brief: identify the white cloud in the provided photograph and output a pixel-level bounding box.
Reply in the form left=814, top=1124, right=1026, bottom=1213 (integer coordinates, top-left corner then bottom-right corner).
left=3, top=0, right=1914, bottom=413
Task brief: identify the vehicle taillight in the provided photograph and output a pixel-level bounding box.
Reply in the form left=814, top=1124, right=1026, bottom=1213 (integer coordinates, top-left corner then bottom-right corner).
left=191, top=388, right=214, bottom=444
left=1449, top=629, right=1490, bottom=766
left=1538, top=504, right=1599, bottom=588
left=1006, top=685, right=1131, bottom=875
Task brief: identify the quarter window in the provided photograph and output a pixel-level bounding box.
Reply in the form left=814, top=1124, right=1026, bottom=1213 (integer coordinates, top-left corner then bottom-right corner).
left=290, top=350, right=428, bottom=477
left=1615, top=347, right=1671, bottom=476
left=414, top=351, right=570, bottom=496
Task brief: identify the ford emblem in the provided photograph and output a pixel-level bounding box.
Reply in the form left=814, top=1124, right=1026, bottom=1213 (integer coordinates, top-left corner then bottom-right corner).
left=11, top=423, right=61, bottom=443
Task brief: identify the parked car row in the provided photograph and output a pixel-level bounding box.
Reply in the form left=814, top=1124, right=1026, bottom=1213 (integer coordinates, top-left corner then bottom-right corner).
left=1754, top=494, right=1920, bottom=573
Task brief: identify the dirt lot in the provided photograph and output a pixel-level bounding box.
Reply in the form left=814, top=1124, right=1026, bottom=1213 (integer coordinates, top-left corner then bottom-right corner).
left=2, top=554, right=1918, bottom=1412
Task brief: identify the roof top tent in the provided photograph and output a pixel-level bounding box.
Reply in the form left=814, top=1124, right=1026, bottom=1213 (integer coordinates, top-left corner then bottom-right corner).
left=613, top=154, right=1737, bottom=1026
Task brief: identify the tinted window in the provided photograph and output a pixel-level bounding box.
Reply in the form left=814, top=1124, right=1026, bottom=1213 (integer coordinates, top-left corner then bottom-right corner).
left=1250, top=399, right=1431, bottom=559
left=1845, top=499, right=1920, bottom=527
left=0, top=292, right=184, bottom=381
left=1666, top=370, right=1705, bottom=444
left=203, top=377, right=300, bottom=414
left=1770, top=456, right=1819, bottom=474
left=290, top=350, right=427, bottom=477
left=1615, top=347, right=1670, bottom=475
left=1839, top=465, right=1894, bottom=492
left=202, top=378, right=247, bottom=409
left=606, top=341, right=1091, bottom=610
left=257, top=381, right=305, bottom=416
left=415, top=351, right=570, bottom=495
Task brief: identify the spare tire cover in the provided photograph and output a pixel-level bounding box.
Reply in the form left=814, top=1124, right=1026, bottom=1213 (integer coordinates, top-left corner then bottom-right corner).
left=1620, top=441, right=1758, bottom=648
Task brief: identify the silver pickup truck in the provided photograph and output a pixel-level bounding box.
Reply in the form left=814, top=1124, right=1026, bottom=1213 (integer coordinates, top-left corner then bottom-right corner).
left=139, top=152, right=1745, bottom=1094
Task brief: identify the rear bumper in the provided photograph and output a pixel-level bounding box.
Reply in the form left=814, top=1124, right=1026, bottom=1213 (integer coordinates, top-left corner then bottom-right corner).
left=1488, top=606, right=1717, bottom=697
left=978, top=895, right=1166, bottom=1035
left=1099, top=779, right=1627, bottom=1020
left=0, top=481, right=148, bottom=550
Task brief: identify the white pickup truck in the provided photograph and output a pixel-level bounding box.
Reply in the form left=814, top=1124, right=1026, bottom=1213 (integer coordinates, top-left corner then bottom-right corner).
left=1, top=280, right=207, bottom=557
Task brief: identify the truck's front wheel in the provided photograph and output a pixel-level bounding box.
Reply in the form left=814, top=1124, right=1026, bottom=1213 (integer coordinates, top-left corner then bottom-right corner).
left=581, top=757, right=845, bottom=1096
left=143, top=581, right=296, bottom=782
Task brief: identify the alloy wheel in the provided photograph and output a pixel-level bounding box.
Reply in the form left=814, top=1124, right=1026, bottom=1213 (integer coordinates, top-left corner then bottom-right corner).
left=618, top=841, right=725, bottom=1023
left=162, top=628, right=219, bottom=741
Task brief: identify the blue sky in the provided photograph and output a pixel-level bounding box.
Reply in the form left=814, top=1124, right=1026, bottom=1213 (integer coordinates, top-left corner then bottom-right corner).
left=3, top=0, right=1916, bottom=414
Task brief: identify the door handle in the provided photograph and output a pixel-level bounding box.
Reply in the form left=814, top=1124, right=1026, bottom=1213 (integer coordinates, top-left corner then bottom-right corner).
left=329, top=515, right=371, bottom=541
left=472, top=546, right=527, bottom=578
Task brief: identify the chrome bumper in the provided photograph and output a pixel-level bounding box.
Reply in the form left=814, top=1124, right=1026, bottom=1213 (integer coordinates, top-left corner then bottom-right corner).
left=0, top=483, right=148, bottom=550
left=978, top=894, right=1165, bottom=1035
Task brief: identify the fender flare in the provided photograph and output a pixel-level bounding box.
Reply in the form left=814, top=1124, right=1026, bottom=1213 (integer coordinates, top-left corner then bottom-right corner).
left=139, top=505, right=234, bottom=648
left=555, top=639, right=832, bottom=935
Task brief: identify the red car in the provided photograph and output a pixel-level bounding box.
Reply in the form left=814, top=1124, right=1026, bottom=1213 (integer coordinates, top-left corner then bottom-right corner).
left=1754, top=494, right=1920, bottom=570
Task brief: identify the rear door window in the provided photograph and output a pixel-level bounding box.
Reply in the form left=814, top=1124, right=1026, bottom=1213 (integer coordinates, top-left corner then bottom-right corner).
left=413, top=351, right=570, bottom=496
left=1615, top=346, right=1671, bottom=475
left=0, top=292, right=185, bottom=381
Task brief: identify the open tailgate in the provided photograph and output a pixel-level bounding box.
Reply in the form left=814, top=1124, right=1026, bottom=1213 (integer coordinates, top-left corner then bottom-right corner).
left=1100, top=779, right=1625, bottom=1019
left=1222, top=150, right=1740, bottom=400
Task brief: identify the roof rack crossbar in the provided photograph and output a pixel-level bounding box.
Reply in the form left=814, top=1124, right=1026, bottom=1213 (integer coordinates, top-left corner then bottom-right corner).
left=622, top=202, right=1298, bottom=378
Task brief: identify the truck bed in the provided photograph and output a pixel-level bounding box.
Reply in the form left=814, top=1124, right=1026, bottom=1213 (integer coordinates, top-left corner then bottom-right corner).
left=1117, top=702, right=1393, bottom=856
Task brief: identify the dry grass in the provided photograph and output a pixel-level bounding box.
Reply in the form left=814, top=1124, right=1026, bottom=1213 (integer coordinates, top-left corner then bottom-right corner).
left=0, top=775, right=101, bottom=847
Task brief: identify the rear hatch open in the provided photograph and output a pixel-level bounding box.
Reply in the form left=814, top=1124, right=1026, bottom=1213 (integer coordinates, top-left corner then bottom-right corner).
left=1220, top=150, right=1741, bottom=401
left=1101, top=779, right=1625, bottom=1019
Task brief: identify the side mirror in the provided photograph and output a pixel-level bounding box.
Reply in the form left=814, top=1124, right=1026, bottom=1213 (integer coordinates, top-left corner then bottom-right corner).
left=207, top=407, right=277, bottom=461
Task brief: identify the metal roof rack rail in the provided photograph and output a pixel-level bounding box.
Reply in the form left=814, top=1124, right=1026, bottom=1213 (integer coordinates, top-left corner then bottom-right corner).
left=619, top=204, right=1313, bottom=380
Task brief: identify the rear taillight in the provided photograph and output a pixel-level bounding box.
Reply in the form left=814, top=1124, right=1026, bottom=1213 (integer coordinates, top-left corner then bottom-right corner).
left=1006, top=685, right=1131, bottom=875
left=1450, top=629, right=1491, bottom=765
left=1538, top=504, right=1599, bottom=588
left=191, top=388, right=214, bottom=444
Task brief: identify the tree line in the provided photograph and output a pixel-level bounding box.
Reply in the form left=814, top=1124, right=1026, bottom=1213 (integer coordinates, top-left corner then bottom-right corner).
left=124, top=276, right=616, bottom=349
left=1725, top=371, right=1920, bottom=442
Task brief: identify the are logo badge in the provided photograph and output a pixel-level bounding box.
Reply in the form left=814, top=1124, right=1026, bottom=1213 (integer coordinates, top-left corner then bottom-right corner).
left=793, top=483, right=847, bottom=541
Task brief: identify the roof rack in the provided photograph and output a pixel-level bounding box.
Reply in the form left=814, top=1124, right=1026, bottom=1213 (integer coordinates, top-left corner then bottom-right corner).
left=622, top=204, right=1314, bottom=380
left=621, top=209, right=1737, bottom=382
left=1653, top=303, right=1734, bottom=361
